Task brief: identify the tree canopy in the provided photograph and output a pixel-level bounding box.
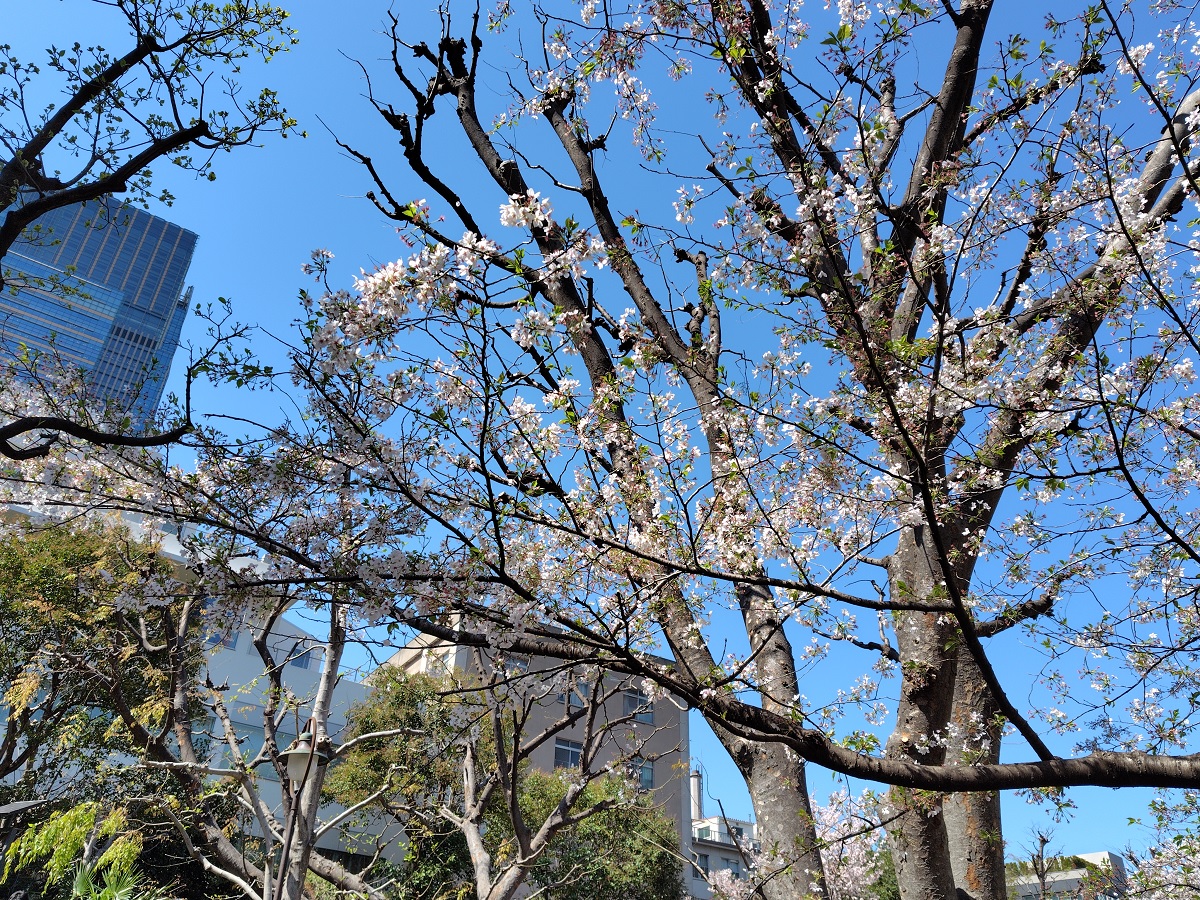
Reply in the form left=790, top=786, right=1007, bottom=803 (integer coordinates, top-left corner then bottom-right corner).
left=0, top=0, right=295, bottom=458
left=0, top=523, right=180, bottom=797
left=9, top=1, right=1200, bottom=899
left=0, top=0, right=296, bottom=258
left=0, top=523, right=234, bottom=900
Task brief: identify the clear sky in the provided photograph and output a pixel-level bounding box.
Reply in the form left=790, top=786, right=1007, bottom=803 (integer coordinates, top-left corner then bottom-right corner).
left=11, top=0, right=1166, bottom=863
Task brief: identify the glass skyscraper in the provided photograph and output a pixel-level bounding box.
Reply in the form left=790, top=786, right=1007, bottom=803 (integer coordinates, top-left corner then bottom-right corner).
left=0, top=199, right=197, bottom=428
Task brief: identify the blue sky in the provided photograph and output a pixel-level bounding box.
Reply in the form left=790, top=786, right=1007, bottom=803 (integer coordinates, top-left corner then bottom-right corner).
left=12, top=0, right=1170, bottom=862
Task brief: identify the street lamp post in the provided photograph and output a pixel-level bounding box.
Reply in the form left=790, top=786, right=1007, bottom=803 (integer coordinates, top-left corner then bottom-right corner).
left=273, top=720, right=330, bottom=900
left=279, top=729, right=329, bottom=788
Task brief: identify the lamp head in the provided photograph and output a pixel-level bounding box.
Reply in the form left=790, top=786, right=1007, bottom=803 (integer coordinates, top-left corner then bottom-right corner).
left=280, top=731, right=328, bottom=786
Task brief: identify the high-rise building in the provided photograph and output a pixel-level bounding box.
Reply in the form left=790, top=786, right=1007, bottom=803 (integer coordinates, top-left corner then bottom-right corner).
left=0, top=198, right=197, bottom=427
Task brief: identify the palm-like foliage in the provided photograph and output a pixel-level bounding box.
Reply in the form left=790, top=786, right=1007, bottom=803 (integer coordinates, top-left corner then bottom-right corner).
left=71, top=862, right=168, bottom=900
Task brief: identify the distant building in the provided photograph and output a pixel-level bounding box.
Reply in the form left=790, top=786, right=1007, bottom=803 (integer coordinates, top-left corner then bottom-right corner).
left=0, top=199, right=196, bottom=426
left=687, top=769, right=758, bottom=899
left=203, top=615, right=363, bottom=763
left=388, top=633, right=694, bottom=855
left=1007, top=850, right=1128, bottom=899
left=0, top=516, right=399, bottom=875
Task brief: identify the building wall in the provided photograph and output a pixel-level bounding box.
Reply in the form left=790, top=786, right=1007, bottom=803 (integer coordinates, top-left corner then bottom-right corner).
left=0, top=199, right=197, bottom=425
left=204, top=618, right=402, bottom=862
left=0, top=517, right=400, bottom=868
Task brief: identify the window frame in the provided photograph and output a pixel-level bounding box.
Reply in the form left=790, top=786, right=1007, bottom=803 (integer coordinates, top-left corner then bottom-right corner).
left=622, top=687, right=653, bottom=724
left=289, top=648, right=312, bottom=669
left=205, top=629, right=238, bottom=650
left=636, top=757, right=654, bottom=791
left=553, top=738, right=583, bottom=769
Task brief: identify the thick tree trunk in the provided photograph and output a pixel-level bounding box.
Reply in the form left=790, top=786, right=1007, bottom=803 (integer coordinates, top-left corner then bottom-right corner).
left=887, top=788, right=956, bottom=900
left=749, top=744, right=827, bottom=900
left=885, top=527, right=959, bottom=900
left=945, top=651, right=1006, bottom=900
left=655, top=567, right=829, bottom=899
left=945, top=790, right=1004, bottom=900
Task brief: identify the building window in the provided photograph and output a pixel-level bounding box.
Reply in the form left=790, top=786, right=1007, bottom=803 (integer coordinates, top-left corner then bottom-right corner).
left=721, top=859, right=742, bottom=879
left=554, top=739, right=583, bottom=769
left=290, top=649, right=312, bottom=669
left=426, top=648, right=455, bottom=675
left=636, top=757, right=654, bottom=791
left=623, top=688, right=653, bottom=724
left=695, top=854, right=709, bottom=878
left=559, top=685, right=585, bottom=709
left=206, top=630, right=237, bottom=650
left=206, top=716, right=295, bottom=779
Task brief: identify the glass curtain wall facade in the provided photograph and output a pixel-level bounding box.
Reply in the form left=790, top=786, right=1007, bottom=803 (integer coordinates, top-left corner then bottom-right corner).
left=0, top=199, right=198, bottom=428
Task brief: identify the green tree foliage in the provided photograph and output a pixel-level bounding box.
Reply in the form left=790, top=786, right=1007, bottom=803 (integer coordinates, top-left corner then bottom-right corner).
left=0, top=522, right=230, bottom=900
left=324, top=669, right=464, bottom=813
left=69, top=860, right=168, bottom=900
left=326, top=669, right=684, bottom=900
left=867, top=849, right=900, bottom=900
left=2, top=797, right=231, bottom=900
left=0, top=522, right=181, bottom=794
left=3, top=803, right=173, bottom=900
left=0, top=516, right=393, bottom=900
left=392, top=830, right=474, bottom=900
left=519, top=770, right=684, bottom=900
left=0, top=0, right=297, bottom=460
left=4, top=803, right=129, bottom=886
left=323, top=670, right=476, bottom=900
left=0, top=0, right=297, bottom=256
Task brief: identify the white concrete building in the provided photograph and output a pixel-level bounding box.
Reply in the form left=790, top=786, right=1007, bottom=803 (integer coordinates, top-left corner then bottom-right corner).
left=686, top=769, right=758, bottom=899
left=203, top=616, right=401, bottom=866
left=1008, top=850, right=1129, bottom=899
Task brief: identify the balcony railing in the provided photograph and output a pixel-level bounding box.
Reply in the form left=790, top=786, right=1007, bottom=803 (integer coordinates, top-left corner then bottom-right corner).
left=692, top=830, right=760, bottom=852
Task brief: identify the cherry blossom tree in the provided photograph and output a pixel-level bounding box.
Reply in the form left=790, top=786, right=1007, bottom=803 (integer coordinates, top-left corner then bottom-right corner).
left=1129, top=840, right=1200, bottom=898
left=15, top=1, right=1200, bottom=899
left=813, top=792, right=889, bottom=900
left=290, top=2, right=1200, bottom=898
left=1127, top=793, right=1200, bottom=898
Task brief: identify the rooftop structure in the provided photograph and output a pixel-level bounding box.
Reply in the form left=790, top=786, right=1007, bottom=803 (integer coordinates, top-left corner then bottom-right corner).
left=687, top=768, right=758, bottom=899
